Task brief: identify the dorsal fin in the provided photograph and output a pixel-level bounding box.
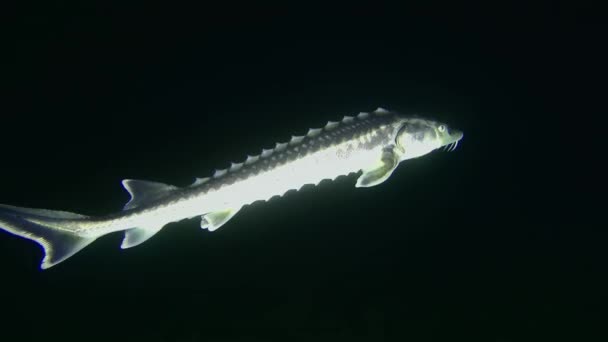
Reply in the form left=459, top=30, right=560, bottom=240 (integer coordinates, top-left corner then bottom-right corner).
left=122, top=179, right=178, bottom=210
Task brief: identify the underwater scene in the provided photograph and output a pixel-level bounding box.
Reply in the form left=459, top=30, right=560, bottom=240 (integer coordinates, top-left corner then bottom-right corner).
left=1, top=3, right=601, bottom=341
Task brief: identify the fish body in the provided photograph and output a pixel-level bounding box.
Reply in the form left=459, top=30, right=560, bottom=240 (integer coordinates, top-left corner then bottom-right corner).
left=0, top=108, right=463, bottom=269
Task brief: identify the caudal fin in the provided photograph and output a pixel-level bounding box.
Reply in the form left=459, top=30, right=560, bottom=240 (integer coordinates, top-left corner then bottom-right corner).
left=0, top=204, right=97, bottom=269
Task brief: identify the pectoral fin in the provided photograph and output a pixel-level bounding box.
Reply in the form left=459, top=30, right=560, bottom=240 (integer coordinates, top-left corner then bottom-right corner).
left=200, top=208, right=240, bottom=232
left=356, top=147, right=400, bottom=188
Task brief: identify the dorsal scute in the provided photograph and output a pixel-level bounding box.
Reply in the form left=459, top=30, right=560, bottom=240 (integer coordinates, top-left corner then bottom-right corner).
left=342, top=116, right=354, bottom=124
left=191, top=177, right=210, bottom=186
left=324, top=121, right=339, bottom=130
left=357, top=112, right=369, bottom=119
left=213, top=169, right=228, bottom=178
left=306, top=128, right=322, bottom=137
left=230, top=162, right=244, bottom=171
left=261, top=148, right=273, bottom=158
left=374, top=107, right=390, bottom=115
left=203, top=108, right=392, bottom=181
left=245, top=155, right=260, bottom=165
left=289, top=135, right=305, bottom=145
left=275, top=142, right=288, bottom=151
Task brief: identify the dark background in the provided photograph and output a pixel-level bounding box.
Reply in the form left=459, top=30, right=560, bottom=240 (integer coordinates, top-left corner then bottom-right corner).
left=1, top=2, right=605, bottom=341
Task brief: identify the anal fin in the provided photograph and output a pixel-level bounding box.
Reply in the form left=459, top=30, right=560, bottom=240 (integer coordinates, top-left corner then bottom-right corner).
left=200, top=208, right=240, bottom=232
left=121, top=224, right=164, bottom=249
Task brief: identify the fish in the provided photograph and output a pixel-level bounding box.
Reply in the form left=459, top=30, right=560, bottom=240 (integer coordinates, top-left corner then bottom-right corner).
left=0, top=108, right=464, bottom=269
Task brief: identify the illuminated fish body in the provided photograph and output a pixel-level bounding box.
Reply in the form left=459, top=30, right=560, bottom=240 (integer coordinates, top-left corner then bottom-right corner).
left=0, top=108, right=463, bottom=269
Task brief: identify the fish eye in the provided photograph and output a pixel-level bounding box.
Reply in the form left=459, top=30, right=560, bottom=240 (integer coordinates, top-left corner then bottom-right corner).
left=438, top=125, right=446, bottom=133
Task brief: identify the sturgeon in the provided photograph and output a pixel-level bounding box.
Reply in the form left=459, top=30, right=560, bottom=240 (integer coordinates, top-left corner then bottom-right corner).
left=0, top=108, right=463, bottom=269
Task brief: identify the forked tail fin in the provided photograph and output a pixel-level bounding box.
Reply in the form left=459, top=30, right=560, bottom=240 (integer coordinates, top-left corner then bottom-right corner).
left=0, top=204, right=98, bottom=269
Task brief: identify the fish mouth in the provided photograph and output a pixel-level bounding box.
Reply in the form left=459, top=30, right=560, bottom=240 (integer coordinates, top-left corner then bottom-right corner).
left=442, top=129, right=464, bottom=152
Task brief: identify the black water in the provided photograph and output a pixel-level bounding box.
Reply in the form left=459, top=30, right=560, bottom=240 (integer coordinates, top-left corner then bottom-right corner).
left=1, top=3, right=604, bottom=341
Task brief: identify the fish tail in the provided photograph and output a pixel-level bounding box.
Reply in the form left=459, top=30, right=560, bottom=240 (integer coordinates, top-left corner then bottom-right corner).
left=0, top=204, right=99, bottom=269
